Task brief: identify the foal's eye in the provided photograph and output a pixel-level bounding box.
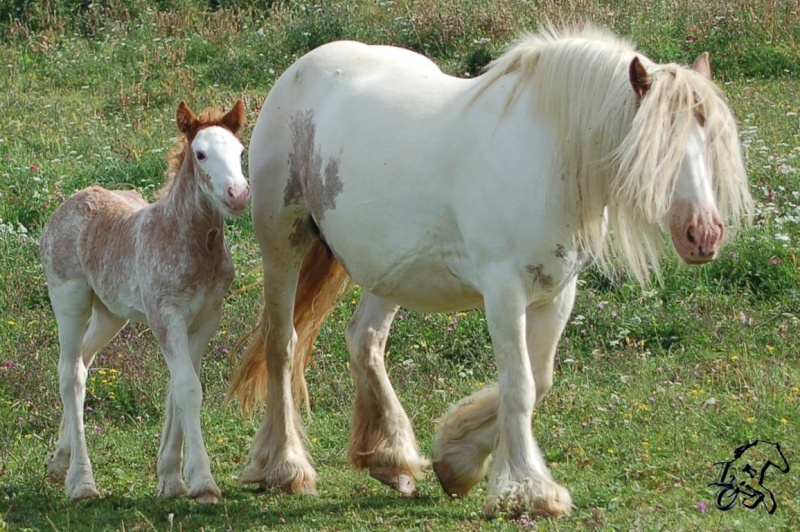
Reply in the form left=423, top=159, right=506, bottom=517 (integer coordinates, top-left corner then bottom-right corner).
left=196, top=151, right=207, bottom=161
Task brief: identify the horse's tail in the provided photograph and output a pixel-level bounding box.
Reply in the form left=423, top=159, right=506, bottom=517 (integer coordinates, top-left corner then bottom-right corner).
left=228, top=238, right=350, bottom=413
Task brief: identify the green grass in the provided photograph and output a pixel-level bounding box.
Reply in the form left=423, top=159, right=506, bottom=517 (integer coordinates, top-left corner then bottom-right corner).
left=1, top=1, right=799, bottom=530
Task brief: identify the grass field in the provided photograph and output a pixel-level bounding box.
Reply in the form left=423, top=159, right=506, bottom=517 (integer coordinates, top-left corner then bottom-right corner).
left=1, top=1, right=799, bottom=530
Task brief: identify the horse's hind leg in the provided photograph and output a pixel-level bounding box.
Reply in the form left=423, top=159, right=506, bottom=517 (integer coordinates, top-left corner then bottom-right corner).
left=47, top=279, right=100, bottom=501
left=433, top=385, right=498, bottom=497
left=241, top=252, right=317, bottom=494
left=346, top=293, right=427, bottom=495
left=48, top=297, right=126, bottom=482
left=157, top=306, right=222, bottom=503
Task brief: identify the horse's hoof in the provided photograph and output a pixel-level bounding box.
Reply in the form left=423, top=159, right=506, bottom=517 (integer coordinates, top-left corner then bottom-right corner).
left=483, top=480, right=572, bottom=518
left=433, top=460, right=477, bottom=497
left=370, top=467, right=416, bottom=496
left=280, top=479, right=317, bottom=495
left=188, top=478, right=221, bottom=504
left=533, top=482, right=572, bottom=517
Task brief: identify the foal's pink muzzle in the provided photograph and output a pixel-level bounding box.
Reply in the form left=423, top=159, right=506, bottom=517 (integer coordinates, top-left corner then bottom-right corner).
left=225, top=183, right=251, bottom=215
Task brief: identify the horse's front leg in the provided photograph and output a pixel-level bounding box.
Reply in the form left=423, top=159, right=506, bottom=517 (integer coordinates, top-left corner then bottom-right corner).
left=151, top=307, right=219, bottom=504
left=434, top=279, right=576, bottom=511
left=483, top=279, right=571, bottom=517
left=346, top=292, right=428, bottom=495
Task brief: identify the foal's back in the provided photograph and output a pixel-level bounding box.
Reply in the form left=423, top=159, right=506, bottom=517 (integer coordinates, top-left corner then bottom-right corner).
left=41, top=186, right=146, bottom=281
left=40, top=186, right=150, bottom=320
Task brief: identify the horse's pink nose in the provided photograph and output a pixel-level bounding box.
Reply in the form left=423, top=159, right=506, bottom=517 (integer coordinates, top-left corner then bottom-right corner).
left=682, top=218, right=724, bottom=263
left=227, top=184, right=250, bottom=213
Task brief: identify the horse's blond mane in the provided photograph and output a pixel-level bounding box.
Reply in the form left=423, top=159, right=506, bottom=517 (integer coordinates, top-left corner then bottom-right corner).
left=475, top=25, right=753, bottom=283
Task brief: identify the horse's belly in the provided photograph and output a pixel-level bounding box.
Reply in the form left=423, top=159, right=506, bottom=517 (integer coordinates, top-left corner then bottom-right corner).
left=322, top=218, right=482, bottom=312
left=363, top=255, right=483, bottom=313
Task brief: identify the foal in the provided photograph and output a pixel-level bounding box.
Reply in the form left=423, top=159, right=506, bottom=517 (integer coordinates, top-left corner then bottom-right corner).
left=40, top=100, right=249, bottom=503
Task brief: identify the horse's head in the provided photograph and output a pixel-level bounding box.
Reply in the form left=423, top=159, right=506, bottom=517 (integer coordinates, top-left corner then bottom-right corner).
left=623, top=52, right=752, bottom=269
left=630, top=54, right=722, bottom=263
left=176, top=99, right=250, bottom=216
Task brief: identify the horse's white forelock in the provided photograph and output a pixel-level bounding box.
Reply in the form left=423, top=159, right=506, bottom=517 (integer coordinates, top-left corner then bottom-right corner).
left=475, top=24, right=753, bottom=284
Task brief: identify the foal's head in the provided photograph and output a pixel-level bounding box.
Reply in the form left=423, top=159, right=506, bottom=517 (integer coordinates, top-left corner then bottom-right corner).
left=175, top=99, right=250, bottom=216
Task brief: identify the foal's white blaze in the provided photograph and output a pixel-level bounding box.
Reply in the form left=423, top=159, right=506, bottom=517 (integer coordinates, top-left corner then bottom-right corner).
left=193, top=126, right=250, bottom=215
left=668, top=120, right=724, bottom=263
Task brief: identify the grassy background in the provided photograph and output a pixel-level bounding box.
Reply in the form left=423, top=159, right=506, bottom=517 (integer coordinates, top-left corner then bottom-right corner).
left=1, top=0, right=799, bottom=530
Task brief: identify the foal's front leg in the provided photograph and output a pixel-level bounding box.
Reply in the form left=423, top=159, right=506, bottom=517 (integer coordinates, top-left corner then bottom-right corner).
left=151, top=307, right=220, bottom=504
left=346, top=293, right=428, bottom=495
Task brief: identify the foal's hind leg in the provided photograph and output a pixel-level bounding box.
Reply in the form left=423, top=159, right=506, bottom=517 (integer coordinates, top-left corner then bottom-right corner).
left=47, top=280, right=101, bottom=501
left=157, top=307, right=222, bottom=503
left=48, top=297, right=126, bottom=483
left=347, top=293, right=427, bottom=495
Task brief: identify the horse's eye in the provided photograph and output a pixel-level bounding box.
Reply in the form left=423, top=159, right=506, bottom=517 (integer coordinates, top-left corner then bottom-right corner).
left=196, top=151, right=207, bottom=161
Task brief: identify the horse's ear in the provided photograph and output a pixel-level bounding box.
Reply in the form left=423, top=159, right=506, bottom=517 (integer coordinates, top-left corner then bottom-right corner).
left=629, top=56, right=652, bottom=98
left=221, top=99, right=246, bottom=134
left=691, top=52, right=712, bottom=79
left=176, top=101, right=198, bottom=135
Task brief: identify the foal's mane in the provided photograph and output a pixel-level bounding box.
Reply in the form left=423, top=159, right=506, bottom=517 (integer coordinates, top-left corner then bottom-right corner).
left=475, top=25, right=752, bottom=283
left=159, top=107, right=237, bottom=198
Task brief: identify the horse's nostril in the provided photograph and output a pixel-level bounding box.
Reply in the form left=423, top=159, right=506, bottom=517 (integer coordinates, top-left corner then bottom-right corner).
left=686, top=226, right=696, bottom=245
left=227, top=186, right=234, bottom=198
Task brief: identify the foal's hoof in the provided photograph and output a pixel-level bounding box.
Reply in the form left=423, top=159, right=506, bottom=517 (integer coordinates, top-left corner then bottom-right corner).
left=46, top=455, right=69, bottom=482
left=193, top=491, right=220, bottom=505
left=189, top=479, right=222, bottom=504
left=370, top=467, right=416, bottom=496
left=69, top=484, right=101, bottom=502
left=158, top=477, right=189, bottom=498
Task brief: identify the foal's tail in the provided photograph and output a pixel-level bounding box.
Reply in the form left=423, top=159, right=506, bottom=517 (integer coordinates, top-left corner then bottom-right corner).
left=228, top=239, right=350, bottom=413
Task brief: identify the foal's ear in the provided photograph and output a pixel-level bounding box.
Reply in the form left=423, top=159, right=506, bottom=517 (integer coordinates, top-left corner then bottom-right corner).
left=221, top=99, right=246, bottom=134
left=629, top=56, right=652, bottom=98
left=691, top=52, right=712, bottom=80
left=176, top=101, right=198, bottom=135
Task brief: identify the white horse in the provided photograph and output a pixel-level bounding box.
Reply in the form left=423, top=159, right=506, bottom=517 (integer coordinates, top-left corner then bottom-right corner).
left=40, top=100, right=250, bottom=503
left=229, top=26, right=752, bottom=517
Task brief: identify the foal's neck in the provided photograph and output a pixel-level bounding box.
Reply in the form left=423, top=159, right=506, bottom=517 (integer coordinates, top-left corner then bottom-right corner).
left=159, top=153, right=224, bottom=231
